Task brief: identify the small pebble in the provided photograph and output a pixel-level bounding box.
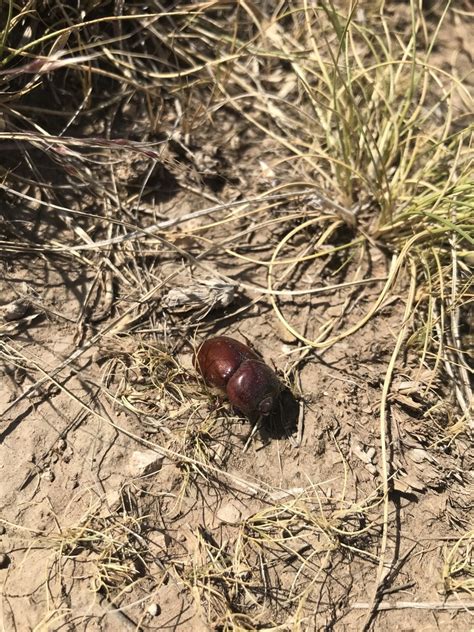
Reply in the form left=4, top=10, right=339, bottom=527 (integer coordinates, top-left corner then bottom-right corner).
left=63, top=447, right=73, bottom=463
left=0, top=553, right=11, bottom=569
left=43, top=470, right=55, bottom=483
left=0, top=526, right=6, bottom=535
left=147, top=603, right=160, bottom=617
left=366, top=463, right=377, bottom=475
left=409, top=448, right=429, bottom=464
left=216, top=503, right=241, bottom=524
left=366, top=447, right=376, bottom=461
left=3, top=299, right=30, bottom=322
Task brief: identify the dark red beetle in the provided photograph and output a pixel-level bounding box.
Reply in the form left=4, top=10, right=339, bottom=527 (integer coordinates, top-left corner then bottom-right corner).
left=194, top=336, right=281, bottom=418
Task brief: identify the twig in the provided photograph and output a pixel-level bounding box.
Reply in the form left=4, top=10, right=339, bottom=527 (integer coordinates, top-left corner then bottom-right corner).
left=361, top=259, right=418, bottom=631
left=352, top=600, right=474, bottom=611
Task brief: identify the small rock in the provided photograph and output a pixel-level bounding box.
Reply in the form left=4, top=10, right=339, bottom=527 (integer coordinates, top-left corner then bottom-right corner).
left=366, top=447, right=376, bottom=461
left=102, top=490, right=122, bottom=513
left=129, top=450, right=164, bottom=477
left=216, top=503, right=241, bottom=524
left=147, top=603, right=160, bottom=617
left=408, top=448, right=430, bottom=464
left=43, top=470, right=55, bottom=482
left=63, top=447, right=74, bottom=463
left=276, top=321, right=297, bottom=343
left=0, top=553, right=11, bottom=569
left=393, top=474, right=426, bottom=494
left=57, top=439, right=67, bottom=451
left=3, top=299, right=30, bottom=322
left=366, top=463, right=377, bottom=475
left=353, top=443, right=372, bottom=465
left=0, top=526, right=6, bottom=535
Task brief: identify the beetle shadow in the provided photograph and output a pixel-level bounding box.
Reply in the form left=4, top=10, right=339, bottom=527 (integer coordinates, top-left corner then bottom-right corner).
left=257, top=388, right=299, bottom=441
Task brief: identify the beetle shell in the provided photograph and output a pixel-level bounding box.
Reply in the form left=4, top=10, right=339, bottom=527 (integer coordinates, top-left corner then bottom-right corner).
left=195, top=336, right=260, bottom=390
left=226, top=359, right=281, bottom=417
left=195, top=336, right=281, bottom=417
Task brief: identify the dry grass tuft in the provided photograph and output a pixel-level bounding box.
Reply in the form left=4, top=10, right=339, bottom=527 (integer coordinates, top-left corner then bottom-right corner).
left=442, top=529, right=474, bottom=597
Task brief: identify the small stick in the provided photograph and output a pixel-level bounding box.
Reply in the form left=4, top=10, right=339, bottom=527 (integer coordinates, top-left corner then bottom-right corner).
left=352, top=600, right=474, bottom=611
left=243, top=418, right=261, bottom=453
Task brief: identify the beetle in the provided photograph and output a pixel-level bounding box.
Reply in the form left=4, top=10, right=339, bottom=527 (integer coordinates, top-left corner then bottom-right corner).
left=194, top=336, right=281, bottom=418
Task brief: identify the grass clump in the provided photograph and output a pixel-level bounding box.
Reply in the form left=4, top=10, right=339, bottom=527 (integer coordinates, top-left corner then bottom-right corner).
left=179, top=486, right=381, bottom=630
left=47, top=486, right=157, bottom=596
left=442, top=530, right=474, bottom=597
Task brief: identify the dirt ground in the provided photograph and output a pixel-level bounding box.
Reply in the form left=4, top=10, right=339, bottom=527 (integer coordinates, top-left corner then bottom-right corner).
left=1, top=2, right=473, bottom=631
